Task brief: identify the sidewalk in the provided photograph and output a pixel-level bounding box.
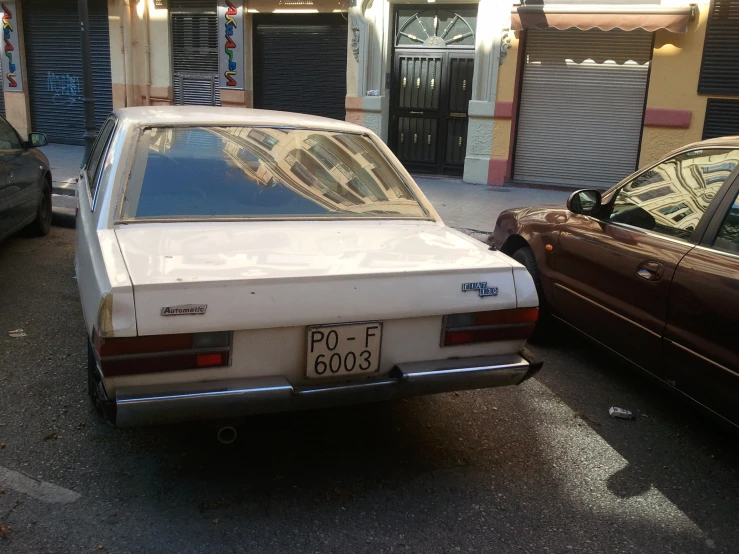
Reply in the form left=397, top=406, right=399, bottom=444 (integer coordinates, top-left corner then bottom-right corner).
left=42, top=143, right=570, bottom=233
left=413, top=175, right=568, bottom=240
left=43, top=143, right=84, bottom=221
left=42, top=143, right=83, bottom=195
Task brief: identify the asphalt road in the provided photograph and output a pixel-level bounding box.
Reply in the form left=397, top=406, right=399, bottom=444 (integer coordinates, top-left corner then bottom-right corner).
left=0, top=227, right=737, bottom=554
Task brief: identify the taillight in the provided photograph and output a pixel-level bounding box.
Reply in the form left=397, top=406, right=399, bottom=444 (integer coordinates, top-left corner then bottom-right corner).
left=92, top=330, right=231, bottom=376
left=442, top=308, right=538, bottom=347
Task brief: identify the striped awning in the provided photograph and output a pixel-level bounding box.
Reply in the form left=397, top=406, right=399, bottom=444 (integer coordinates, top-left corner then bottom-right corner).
left=511, top=4, right=696, bottom=34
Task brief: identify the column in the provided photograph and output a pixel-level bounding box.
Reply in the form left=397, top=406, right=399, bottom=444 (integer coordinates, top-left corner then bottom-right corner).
left=463, top=0, right=511, bottom=184
left=218, top=0, right=249, bottom=108
left=346, top=0, right=390, bottom=140
left=3, top=0, right=31, bottom=137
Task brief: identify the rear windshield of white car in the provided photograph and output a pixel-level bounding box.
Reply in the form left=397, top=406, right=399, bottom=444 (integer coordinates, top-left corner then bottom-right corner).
left=120, top=126, right=430, bottom=221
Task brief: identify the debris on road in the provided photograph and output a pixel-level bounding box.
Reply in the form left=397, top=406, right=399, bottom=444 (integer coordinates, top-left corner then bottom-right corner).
left=609, top=407, right=635, bottom=420
left=7, top=329, right=26, bottom=338
left=0, top=523, right=10, bottom=539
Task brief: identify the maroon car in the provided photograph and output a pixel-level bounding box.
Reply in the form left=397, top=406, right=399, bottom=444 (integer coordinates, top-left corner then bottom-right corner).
left=490, top=137, right=739, bottom=427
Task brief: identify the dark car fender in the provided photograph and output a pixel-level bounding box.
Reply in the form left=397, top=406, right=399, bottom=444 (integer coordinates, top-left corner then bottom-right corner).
left=490, top=205, right=568, bottom=306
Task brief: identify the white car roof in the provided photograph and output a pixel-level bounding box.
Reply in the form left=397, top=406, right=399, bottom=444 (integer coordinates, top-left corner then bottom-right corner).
left=113, top=106, right=370, bottom=134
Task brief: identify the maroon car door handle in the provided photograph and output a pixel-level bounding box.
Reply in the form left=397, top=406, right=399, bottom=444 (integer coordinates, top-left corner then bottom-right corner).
left=636, top=261, right=664, bottom=281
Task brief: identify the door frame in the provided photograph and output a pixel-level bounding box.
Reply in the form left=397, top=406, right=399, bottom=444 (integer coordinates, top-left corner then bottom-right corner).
left=388, top=4, right=477, bottom=176
left=389, top=49, right=474, bottom=175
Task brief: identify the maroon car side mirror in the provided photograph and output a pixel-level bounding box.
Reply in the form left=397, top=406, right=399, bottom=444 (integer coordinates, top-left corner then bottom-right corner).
left=567, top=189, right=602, bottom=216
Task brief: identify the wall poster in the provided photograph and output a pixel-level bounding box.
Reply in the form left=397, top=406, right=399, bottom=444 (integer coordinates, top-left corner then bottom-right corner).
left=218, top=0, right=244, bottom=90
left=1, top=1, right=22, bottom=92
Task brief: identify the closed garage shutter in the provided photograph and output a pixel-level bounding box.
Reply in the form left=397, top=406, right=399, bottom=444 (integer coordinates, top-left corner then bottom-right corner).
left=23, top=0, right=113, bottom=145
left=0, top=80, right=4, bottom=117
left=703, top=99, right=739, bottom=139
left=170, top=0, right=221, bottom=106
left=514, top=29, right=652, bottom=189
left=253, top=14, right=347, bottom=121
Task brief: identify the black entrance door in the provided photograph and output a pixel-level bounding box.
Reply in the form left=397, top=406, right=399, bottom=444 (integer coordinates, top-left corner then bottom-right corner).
left=253, top=14, right=347, bottom=121
left=390, top=7, right=476, bottom=175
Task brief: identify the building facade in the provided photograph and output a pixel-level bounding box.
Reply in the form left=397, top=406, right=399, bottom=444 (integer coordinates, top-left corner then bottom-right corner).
left=486, top=0, right=739, bottom=188
left=1, top=0, right=738, bottom=188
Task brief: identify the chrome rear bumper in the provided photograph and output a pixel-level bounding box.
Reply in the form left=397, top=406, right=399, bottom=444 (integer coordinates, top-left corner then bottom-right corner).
left=113, top=350, right=542, bottom=427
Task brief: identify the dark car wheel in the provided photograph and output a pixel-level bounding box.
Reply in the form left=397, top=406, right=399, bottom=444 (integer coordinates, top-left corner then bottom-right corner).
left=512, top=246, right=552, bottom=341
left=88, top=338, right=116, bottom=424
left=87, top=338, right=98, bottom=403
left=26, top=179, right=52, bottom=237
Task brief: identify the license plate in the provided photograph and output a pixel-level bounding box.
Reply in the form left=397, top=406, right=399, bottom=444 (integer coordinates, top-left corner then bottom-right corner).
left=306, top=322, right=382, bottom=379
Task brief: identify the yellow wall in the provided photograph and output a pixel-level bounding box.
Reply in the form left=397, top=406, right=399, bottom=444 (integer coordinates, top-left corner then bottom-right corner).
left=491, top=31, right=519, bottom=160
left=491, top=6, right=723, bottom=172
left=639, top=3, right=710, bottom=167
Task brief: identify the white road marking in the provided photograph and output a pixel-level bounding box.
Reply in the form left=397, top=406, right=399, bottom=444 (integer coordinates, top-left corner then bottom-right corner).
left=0, top=465, right=81, bottom=504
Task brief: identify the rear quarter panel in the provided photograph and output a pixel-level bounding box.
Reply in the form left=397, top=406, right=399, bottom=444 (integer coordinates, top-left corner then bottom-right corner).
left=495, top=207, right=566, bottom=305
left=76, top=121, right=137, bottom=338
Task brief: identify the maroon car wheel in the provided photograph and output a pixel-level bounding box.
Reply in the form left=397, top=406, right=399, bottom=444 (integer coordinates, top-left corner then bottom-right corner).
left=512, top=247, right=551, bottom=339
left=27, top=181, right=52, bottom=237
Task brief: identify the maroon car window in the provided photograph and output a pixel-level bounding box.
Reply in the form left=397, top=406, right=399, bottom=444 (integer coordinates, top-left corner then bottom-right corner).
left=714, top=191, right=739, bottom=254
left=0, top=117, right=21, bottom=150
left=608, top=148, right=739, bottom=240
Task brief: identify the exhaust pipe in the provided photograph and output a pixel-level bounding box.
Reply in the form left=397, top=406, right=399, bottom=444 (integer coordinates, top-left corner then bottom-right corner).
left=216, top=426, right=238, bottom=445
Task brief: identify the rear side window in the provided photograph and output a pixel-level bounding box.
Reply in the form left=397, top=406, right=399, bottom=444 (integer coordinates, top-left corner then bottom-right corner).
left=714, top=190, right=739, bottom=254
left=120, top=126, right=429, bottom=221
left=0, top=117, right=21, bottom=150
left=86, top=118, right=116, bottom=200
left=608, top=148, right=739, bottom=240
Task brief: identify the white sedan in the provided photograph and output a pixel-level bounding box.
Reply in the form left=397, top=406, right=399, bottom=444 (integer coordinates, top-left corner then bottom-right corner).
left=77, top=107, right=541, bottom=429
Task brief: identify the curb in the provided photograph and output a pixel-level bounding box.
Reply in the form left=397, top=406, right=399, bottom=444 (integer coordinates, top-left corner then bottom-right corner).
left=52, top=182, right=77, bottom=197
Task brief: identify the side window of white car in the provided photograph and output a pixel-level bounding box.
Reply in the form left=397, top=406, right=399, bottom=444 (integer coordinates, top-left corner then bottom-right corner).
left=608, top=148, right=739, bottom=241
left=85, top=118, right=116, bottom=203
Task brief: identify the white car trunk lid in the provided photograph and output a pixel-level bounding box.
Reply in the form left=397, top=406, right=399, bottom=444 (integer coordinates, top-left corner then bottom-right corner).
left=114, top=221, right=518, bottom=335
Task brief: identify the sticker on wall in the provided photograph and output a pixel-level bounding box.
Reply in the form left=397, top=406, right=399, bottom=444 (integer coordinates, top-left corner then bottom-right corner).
left=0, top=1, right=22, bottom=93
left=218, top=0, right=244, bottom=90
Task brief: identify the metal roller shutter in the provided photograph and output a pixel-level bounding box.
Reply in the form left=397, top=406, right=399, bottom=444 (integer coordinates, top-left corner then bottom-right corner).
left=253, top=14, right=347, bottom=121
left=698, top=0, right=739, bottom=95
left=0, top=80, right=4, bottom=117
left=514, top=29, right=652, bottom=189
left=703, top=99, right=739, bottom=139
left=170, top=0, right=221, bottom=106
left=22, top=0, right=113, bottom=145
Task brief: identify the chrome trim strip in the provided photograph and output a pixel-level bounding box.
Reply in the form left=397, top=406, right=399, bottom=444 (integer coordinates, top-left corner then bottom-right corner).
left=553, top=283, right=661, bottom=339
left=117, top=382, right=294, bottom=405
left=583, top=216, right=695, bottom=247
left=399, top=361, right=528, bottom=379
left=694, top=244, right=739, bottom=262
left=296, top=379, right=397, bottom=396
left=551, top=315, right=654, bottom=375
left=665, top=339, right=736, bottom=377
